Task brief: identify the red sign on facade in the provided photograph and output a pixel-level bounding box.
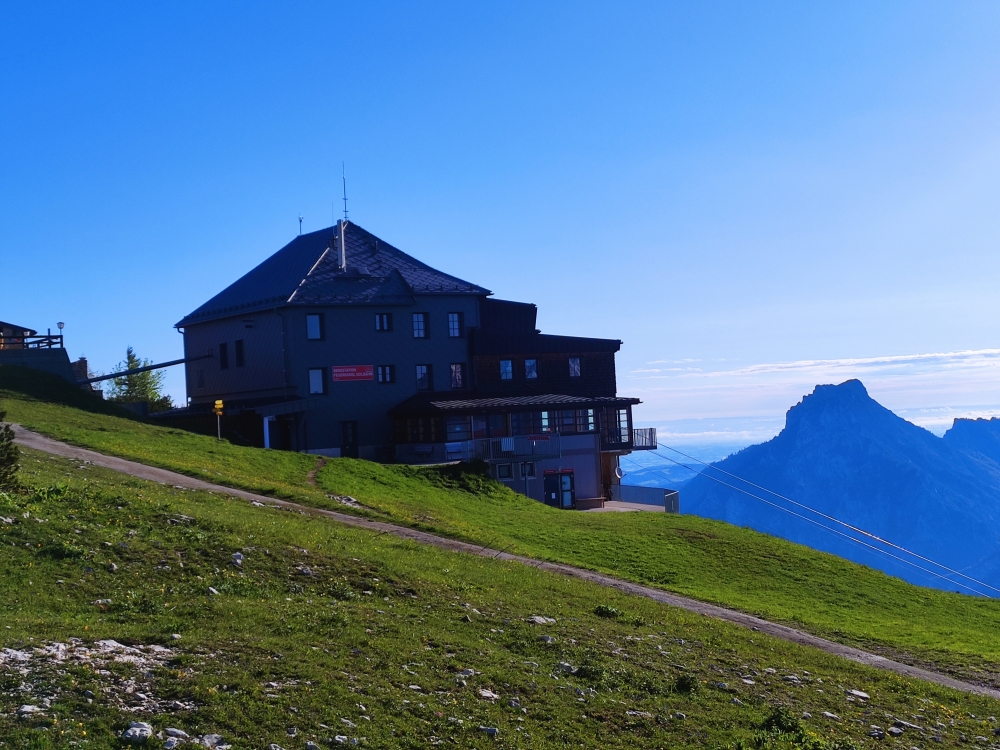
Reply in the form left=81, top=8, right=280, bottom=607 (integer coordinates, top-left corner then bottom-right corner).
left=332, top=365, right=374, bottom=382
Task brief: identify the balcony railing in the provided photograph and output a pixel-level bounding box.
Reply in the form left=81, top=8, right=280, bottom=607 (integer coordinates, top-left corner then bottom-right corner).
left=601, top=426, right=657, bottom=452
left=445, top=434, right=562, bottom=463
left=0, top=334, right=64, bottom=351
left=632, top=427, right=657, bottom=450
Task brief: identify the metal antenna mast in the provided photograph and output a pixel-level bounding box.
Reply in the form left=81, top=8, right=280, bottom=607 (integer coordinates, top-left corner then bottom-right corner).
left=298, top=215, right=303, bottom=235
left=342, top=162, right=348, bottom=221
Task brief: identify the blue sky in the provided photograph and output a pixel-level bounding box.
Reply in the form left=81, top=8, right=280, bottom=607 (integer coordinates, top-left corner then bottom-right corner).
left=4, top=2, right=1000, bottom=453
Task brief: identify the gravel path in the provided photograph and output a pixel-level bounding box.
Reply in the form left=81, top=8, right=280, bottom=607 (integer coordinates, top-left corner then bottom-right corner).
left=13, top=425, right=1000, bottom=700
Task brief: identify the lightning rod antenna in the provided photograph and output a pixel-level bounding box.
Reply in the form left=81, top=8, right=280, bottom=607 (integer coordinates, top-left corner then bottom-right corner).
left=298, top=215, right=303, bottom=235
left=342, top=162, right=348, bottom=221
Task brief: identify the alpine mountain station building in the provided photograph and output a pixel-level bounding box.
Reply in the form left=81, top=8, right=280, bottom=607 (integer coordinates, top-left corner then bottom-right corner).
left=175, top=221, right=657, bottom=509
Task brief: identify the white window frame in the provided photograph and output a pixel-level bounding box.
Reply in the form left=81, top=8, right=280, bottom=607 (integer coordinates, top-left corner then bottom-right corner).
left=308, top=368, right=325, bottom=394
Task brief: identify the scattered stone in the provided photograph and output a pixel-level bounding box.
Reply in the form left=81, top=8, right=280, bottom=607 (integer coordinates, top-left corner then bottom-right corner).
left=731, top=698, right=743, bottom=706
left=895, top=719, right=925, bottom=731
left=333, top=738, right=348, bottom=745
left=764, top=667, right=777, bottom=674
left=408, top=685, right=422, bottom=691
left=122, top=722, right=154, bottom=744
left=171, top=634, right=182, bottom=640
left=821, top=712, right=840, bottom=721
left=479, top=726, right=499, bottom=737
left=164, top=738, right=184, bottom=749
left=870, top=726, right=886, bottom=740
left=92, top=598, right=112, bottom=608
left=267, top=745, right=285, bottom=750
left=457, top=668, right=477, bottom=678
left=207, top=587, right=219, bottom=596
left=455, top=679, right=467, bottom=687
left=975, top=737, right=990, bottom=745
left=538, top=635, right=556, bottom=644
left=461, top=614, right=472, bottom=623
left=527, top=616, right=556, bottom=624
left=108, top=562, right=118, bottom=573
left=802, top=712, right=812, bottom=720
left=557, top=662, right=578, bottom=674
left=848, top=688, right=870, bottom=700
left=888, top=727, right=904, bottom=737
left=509, top=698, right=521, bottom=708
left=741, top=678, right=755, bottom=685
left=201, top=735, right=224, bottom=747
left=16, top=705, right=42, bottom=719
left=673, top=712, right=687, bottom=720
left=165, top=729, right=190, bottom=739
left=340, top=719, right=356, bottom=728
left=305, top=742, right=320, bottom=750
left=232, top=552, right=243, bottom=567
left=479, top=688, right=501, bottom=701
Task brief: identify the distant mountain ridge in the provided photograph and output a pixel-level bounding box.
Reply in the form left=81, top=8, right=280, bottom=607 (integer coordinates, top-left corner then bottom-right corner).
left=683, top=379, right=1000, bottom=592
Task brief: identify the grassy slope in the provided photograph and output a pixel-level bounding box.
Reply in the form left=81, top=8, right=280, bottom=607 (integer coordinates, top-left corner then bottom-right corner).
left=3, top=448, right=998, bottom=749
left=4, top=365, right=1000, bottom=688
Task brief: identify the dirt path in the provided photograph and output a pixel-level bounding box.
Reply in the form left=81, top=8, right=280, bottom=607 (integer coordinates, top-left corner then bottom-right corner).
left=306, top=457, right=327, bottom=487
left=12, top=425, right=1000, bottom=700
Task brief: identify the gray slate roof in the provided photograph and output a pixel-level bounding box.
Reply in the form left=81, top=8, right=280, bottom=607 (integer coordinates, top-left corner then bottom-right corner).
left=176, top=222, right=491, bottom=327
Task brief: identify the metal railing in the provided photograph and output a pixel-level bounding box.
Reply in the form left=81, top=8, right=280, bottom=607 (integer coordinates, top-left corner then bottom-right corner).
left=600, top=426, right=657, bottom=452
left=632, top=427, right=657, bottom=450
left=445, top=434, right=562, bottom=463
left=610, top=484, right=679, bottom=513
left=0, top=334, right=64, bottom=351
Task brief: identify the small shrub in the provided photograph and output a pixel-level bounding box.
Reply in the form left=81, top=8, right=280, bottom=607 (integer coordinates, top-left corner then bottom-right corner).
left=328, top=582, right=357, bottom=600
left=761, top=706, right=801, bottom=735
left=594, top=605, right=621, bottom=619
left=0, top=409, right=20, bottom=492
left=39, top=541, right=85, bottom=559
left=673, top=672, right=699, bottom=694
left=576, top=662, right=606, bottom=681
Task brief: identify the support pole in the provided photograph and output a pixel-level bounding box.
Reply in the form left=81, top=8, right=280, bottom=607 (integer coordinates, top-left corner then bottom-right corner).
left=217, top=413, right=221, bottom=441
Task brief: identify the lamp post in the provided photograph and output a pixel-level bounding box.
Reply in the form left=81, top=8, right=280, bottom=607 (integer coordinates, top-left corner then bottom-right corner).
left=57, top=322, right=64, bottom=348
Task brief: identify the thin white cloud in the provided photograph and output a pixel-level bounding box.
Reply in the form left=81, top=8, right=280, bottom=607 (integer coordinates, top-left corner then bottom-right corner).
left=633, top=348, right=1000, bottom=381
left=624, top=347, right=1000, bottom=444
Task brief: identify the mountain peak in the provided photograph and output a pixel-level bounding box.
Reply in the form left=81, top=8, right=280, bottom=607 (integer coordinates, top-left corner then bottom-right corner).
left=783, top=379, right=888, bottom=436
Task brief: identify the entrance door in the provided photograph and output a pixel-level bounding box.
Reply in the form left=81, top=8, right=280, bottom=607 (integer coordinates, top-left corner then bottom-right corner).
left=543, top=471, right=575, bottom=509
left=340, top=421, right=359, bottom=458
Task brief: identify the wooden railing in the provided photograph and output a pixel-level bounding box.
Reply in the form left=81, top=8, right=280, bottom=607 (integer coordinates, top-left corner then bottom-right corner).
left=0, top=334, right=63, bottom=350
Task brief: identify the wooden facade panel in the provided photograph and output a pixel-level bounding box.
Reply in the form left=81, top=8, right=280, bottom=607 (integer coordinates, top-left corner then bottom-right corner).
left=472, top=351, right=617, bottom=397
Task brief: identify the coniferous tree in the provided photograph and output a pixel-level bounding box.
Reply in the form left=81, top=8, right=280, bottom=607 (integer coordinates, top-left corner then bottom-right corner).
left=0, top=409, right=20, bottom=492
left=105, top=346, right=174, bottom=413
